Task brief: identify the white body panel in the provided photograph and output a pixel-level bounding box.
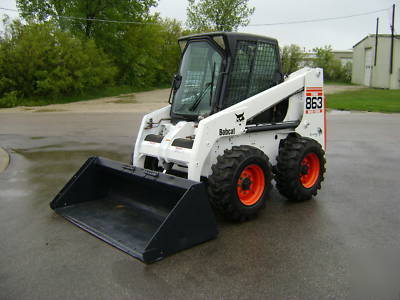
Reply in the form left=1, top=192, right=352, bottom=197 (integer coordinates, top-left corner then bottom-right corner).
left=133, top=67, right=325, bottom=182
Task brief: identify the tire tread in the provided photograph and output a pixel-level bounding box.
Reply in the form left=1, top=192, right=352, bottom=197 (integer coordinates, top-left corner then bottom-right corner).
left=207, top=145, right=272, bottom=221
left=276, top=136, right=326, bottom=201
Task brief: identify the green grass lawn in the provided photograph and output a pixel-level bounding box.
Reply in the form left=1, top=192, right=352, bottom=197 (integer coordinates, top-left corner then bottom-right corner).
left=327, top=88, right=400, bottom=113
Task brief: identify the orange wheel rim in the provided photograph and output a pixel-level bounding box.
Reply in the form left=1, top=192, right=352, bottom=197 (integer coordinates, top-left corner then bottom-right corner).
left=300, top=153, right=320, bottom=188
left=236, top=164, right=265, bottom=206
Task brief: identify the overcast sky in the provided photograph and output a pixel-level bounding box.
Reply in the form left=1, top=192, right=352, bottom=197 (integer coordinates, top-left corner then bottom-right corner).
left=1, top=0, right=399, bottom=50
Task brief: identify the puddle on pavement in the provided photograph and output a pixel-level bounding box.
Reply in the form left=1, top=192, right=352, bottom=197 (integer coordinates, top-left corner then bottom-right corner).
left=1, top=139, right=132, bottom=209
left=12, top=141, right=101, bottom=152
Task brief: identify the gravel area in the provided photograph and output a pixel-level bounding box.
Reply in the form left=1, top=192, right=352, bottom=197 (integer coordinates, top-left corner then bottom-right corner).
left=0, top=84, right=365, bottom=114
left=325, top=84, right=366, bottom=95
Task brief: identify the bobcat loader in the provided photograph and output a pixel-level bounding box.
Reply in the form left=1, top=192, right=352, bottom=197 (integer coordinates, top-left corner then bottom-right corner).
left=51, top=32, right=326, bottom=263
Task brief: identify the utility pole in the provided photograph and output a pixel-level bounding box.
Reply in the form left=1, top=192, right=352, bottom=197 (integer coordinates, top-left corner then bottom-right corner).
left=389, top=4, right=395, bottom=74
left=375, top=17, right=379, bottom=66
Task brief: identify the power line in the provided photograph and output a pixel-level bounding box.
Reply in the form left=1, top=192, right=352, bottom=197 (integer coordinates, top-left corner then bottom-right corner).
left=248, top=7, right=390, bottom=26
left=0, top=6, right=392, bottom=27
left=0, top=7, right=150, bottom=24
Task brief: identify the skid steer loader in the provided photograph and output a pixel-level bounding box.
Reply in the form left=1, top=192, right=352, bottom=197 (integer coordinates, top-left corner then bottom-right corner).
left=51, top=32, right=326, bottom=263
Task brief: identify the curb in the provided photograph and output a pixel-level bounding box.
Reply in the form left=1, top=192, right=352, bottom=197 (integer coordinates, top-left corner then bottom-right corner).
left=0, top=147, right=10, bottom=173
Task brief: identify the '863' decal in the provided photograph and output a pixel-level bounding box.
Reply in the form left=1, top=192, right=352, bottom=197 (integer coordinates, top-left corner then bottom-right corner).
left=305, top=87, right=324, bottom=114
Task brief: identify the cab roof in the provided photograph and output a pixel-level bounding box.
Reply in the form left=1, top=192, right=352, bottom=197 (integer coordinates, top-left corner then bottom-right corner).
left=178, top=32, right=279, bottom=55
left=179, top=32, right=278, bottom=44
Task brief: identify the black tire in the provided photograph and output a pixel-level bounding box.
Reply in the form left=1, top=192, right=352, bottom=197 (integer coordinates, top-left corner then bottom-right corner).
left=207, top=145, right=273, bottom=222
left=275, top=136, right=326, bottom=202
left=144, top=156, right=163, bottom=172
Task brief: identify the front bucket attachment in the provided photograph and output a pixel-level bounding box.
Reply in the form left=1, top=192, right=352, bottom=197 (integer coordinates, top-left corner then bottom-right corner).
left=50, top=157, right=218, bottom=263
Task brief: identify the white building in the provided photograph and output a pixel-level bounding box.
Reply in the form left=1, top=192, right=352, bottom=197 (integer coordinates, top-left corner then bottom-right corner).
left=352, top=34, right=400, bottom=89
left=332, top=50, right=353, bottom=66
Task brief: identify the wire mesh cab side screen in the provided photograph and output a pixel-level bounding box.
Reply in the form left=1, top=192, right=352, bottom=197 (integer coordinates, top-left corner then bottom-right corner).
left=225, top=40, right=279, bottom=108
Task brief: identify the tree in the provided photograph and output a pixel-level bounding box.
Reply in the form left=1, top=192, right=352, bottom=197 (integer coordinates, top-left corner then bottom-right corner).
left=15, top=0, right=182, bottom=86
left=186, top=0, right=255, bottom=32
left=9, top=0, right=190, bottom=96
left=16, top=0, right=158, bottom=38
left=281, top=44, right=305, bottom=74
left=313, top=45, right=350, bottom=82
left=312, top=46, right=335, bottom=76
left=104, top=15, right=186, bottom=87
left=342, top=61, right=352, bottom=83
left=0, top=16, right=186, bottom=106
left=155, top=18, right=189, bottom=84
left=0, top=20, right=116, bottom=102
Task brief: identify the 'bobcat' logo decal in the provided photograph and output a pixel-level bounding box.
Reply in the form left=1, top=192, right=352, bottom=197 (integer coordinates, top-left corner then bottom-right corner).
left=235, top=113, right=245, bottom=123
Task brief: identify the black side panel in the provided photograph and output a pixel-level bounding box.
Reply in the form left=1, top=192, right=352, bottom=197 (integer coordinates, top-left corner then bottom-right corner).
left=50, top=157, right=107, bottom=209
left=50, top=157, right=218, bottom=263
left=144, top=134, right=164, bottom=143
left=245, top=121, right=300, bottom=133
left=144, top=183, right=218, bottom=262
left=171, top=138, right=194, bottom=149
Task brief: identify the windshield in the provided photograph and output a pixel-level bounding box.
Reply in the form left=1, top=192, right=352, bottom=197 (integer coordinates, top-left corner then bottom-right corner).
left=172, top=41, right=223, bottom=117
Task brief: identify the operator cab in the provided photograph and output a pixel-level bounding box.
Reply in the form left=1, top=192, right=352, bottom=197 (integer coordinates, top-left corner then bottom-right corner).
left=170, top=32, right=287, bottom=124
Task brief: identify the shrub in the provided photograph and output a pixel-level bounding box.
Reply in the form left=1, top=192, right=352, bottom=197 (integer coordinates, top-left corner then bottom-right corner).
left=0, top=20, right=117, bottom=101
left=0, top=91, right=19, bottom=108
left=312, top=45, right=352, bottom=83
left=281, top=44, right=305, bottom=75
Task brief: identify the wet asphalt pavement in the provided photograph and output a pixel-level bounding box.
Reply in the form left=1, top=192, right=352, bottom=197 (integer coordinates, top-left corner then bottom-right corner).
left=0, top=111, right=400, bottom=299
